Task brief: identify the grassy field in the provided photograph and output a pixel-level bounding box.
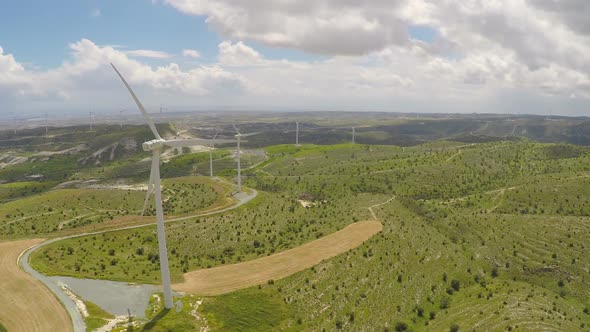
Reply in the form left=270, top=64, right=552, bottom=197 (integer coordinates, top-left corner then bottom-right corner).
left=202, top=289, right=294, bottom=331
left=31, top=190, right=373, bottom=283
left=0, top=176, right=227, bottom=239
left=5, top=124, right=590, bottom=331
left=84, top=300, right=114, bottom=332
left=173, top=220, right=382, bottom=295
left=209, top=142, right=590, bottom=330
left=107, top=293, right=208, bottom=332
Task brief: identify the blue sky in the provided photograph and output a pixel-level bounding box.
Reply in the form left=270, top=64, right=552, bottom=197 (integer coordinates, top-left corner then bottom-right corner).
left=0, top=0, right=435, bottom=68
left=0, top=0, right=221, bottom=67
left=0, top=0, right=587, bottom=116
left=0, top=0, right=327, bottom=69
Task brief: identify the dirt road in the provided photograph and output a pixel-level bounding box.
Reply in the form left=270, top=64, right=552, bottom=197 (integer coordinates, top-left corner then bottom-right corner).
left=173, top=220, right=383, bottom=295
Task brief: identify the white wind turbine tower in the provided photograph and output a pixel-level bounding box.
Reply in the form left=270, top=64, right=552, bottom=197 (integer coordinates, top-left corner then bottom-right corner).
left=295, top=121, right=300, bottom=146
left=44, top=113, right=48, bottom=136
left=119, top=109, right=127, bottom=129
left=111, top=63, right=236, bottom=309
left=232, top=124, right=258, bottom=193
left=209, top=130, right=219, bottom=177
left=351, top=126, right=356, bottom=144
left=89, top=111, right=95, bottom=131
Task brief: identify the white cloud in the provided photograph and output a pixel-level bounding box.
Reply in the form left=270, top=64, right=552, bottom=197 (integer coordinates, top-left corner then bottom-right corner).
left=3, top=0, right=590, bottom=119
left=151, top=0, right=590, bottom=113
left=218, top=41, right=262, bottom=66
left=0, top=39, right=249, bottom=112
left=164, top=0, right=410, bottom=55
left=125, top=49, right=172, bottom=59
left=182, top=49, right=201, bottom=58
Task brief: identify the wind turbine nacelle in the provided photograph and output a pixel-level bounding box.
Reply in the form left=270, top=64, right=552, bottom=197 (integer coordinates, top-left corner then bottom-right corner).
left=142, top=139, right=166, bottom=151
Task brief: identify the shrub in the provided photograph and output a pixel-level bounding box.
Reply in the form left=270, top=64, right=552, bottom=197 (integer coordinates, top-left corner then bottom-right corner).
left=491, top=267, right=498, bottom=278
left=451, top=279, right=460, bottom=291
left=394, top=322, right=408, bottom=331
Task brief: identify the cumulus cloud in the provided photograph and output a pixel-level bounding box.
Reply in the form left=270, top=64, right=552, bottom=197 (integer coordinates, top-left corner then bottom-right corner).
left=125, top=49, right=172, bottom=59
left=164, top=0, right=410, bottom=55
left=2, top=0, right=590, bottom=116
left=182, top=49, right=201, bottom=58
left=163, top=0, right=590, bottom=69
left=155, top=0, right=590, bottom=111
left=0, top=39, right=248, bottom=111
left=218, top=41, right=263, bottom=66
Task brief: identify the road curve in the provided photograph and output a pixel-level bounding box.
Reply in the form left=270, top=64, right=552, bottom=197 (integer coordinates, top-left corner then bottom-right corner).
left=173, top=220, right=383, bottom=296
left=18, top=180, right=257, bottom=332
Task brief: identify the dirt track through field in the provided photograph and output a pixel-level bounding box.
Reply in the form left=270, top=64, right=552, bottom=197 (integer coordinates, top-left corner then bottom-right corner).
left=0, top=239, right=72, bottom=332
left=173, top=220, right=383, bottom=295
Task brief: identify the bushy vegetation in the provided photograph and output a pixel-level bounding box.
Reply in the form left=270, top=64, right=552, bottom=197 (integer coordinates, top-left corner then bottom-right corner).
left=0, top=176, right=225, bottom=239
left=32, top=191, right=370, bottom=283
left=5, top=121, right=590, bottom=330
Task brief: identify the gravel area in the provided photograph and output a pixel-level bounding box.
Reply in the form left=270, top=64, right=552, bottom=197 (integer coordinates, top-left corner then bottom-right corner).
left=18, top=178, right=257, bottom=332
left=48, top=276, right=161, bottom=318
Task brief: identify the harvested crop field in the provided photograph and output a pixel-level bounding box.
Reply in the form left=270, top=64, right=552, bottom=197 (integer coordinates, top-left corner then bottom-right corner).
left=0, top=239, right=72, bottom=332
left=173, top=220, right=383, bottom=295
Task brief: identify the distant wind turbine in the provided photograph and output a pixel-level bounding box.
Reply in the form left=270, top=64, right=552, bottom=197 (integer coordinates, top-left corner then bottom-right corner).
left=111, top=63, right=235, bottom=309
left=351, top=126, right=356, bottom=144
left=209, top=130, right=219, bottom=177
left=119, top=110, right=126, bottom=129
left=89, top=111, right=95, bottom=132
left=44, top=113, right=48, bottom=136
left=232, top=124, right=258, bottom=193
left=295, top=121, right=300, bottom=146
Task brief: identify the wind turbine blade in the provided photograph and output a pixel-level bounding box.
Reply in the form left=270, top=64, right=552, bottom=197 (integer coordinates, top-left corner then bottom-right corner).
left=141, top=169, right=155, bottom=216
left=164, top=138, right=239, bottom=148
left=110, top=63, right=162, bottom=140
left=232, top=124, right=241, bottom=135
left=241, top=132, right=261, bottom=137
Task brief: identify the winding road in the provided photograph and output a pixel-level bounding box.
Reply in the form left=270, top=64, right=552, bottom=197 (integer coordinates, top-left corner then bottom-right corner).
left=16, top=179, right=257, bottom=332
left=14, top=182, right=392, bottom=332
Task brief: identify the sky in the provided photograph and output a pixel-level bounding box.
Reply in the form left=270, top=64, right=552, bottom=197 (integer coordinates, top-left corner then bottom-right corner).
left=0, top=0, right=589, bottom=118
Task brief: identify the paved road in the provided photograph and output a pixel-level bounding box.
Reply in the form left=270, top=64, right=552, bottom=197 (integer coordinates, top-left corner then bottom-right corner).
left=18, top=179, right=257, bottom=332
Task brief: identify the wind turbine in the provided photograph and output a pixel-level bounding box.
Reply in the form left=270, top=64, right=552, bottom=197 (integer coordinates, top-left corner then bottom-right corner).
left=351, top=126, right=356, bottom=144
left=209, top=130, right=219, bottom=177
left=232, top=125, right=258, bottom=193
left=44, top=113, right=48, bottom=136
left=119, top=109, right=126, bottom=129
left=89, top=111, right=95, bottom=132
left=295, top=121, right=300, bottom=146
left=111, top=63, right=236, bottom=309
